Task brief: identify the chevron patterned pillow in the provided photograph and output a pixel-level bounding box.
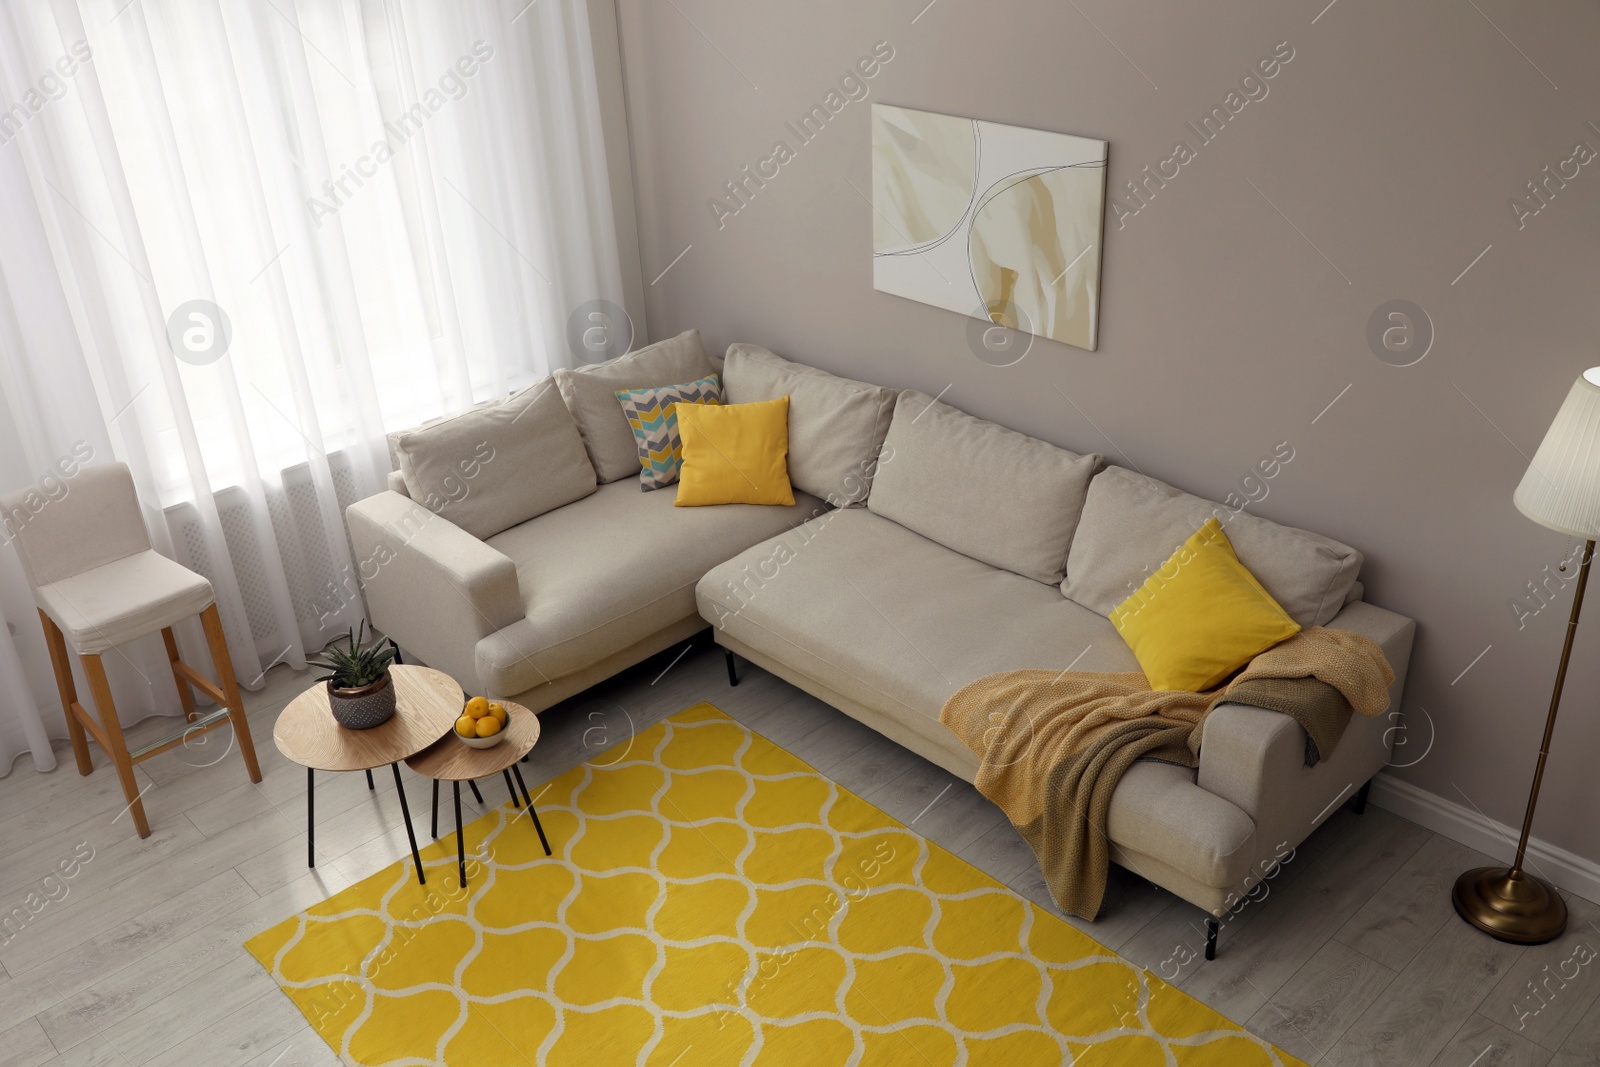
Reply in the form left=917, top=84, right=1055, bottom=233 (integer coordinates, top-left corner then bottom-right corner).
left=614, top=374, right=722, bottom=490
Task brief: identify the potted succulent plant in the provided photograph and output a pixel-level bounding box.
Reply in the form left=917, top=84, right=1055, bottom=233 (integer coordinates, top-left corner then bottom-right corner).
left=312, top=622, right=398, bottom=730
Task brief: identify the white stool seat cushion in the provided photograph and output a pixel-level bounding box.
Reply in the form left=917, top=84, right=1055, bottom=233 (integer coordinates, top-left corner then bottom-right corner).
left=36, top=549, right=215, bottom=655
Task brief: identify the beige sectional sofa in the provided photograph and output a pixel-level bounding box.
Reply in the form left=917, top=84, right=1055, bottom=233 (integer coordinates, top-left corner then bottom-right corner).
left=349, top=331, right=830, bottom=713
left=347, top=331, right=1415, bottom=931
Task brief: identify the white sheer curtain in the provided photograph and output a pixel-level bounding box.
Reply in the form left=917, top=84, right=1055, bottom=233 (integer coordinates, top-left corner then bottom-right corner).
left=0, top=0, right=628, bottom=775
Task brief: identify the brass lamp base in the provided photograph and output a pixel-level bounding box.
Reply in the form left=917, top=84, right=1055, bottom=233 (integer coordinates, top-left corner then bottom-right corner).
left=1452, top=866, right=1568, bottom=945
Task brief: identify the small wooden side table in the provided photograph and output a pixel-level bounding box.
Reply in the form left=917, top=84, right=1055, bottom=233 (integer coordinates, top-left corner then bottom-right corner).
left=273, top=664, right=463, bottom=885
left=405, top=703, right=549, bottom=888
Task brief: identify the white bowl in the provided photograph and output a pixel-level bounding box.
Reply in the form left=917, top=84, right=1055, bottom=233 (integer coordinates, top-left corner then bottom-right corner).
left=456, top=728, right=505, bottom=749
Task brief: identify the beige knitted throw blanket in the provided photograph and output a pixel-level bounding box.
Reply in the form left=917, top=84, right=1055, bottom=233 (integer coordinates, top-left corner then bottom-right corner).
left=939, top=627, right=1394, bottom=919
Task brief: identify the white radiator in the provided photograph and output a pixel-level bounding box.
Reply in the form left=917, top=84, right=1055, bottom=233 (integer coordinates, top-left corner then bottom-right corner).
left=164, top=452, right=366, bottom=659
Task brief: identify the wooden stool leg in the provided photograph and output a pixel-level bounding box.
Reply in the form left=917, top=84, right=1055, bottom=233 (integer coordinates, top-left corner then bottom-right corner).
left=199, top=604, right=262, bottom=784
left=161, top=627, right=199, bottom=723
left=82, top=654, right=150, bottom=839
left=38, top=610, right=91, bottom=775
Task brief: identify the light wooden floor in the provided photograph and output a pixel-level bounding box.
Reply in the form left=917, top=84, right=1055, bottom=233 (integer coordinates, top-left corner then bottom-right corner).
left=1, top=638, right=1596, bottom=1067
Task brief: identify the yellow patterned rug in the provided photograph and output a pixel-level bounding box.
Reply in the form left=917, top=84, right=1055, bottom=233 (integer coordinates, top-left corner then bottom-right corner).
left=247, top=703, right=1305, bottom=1066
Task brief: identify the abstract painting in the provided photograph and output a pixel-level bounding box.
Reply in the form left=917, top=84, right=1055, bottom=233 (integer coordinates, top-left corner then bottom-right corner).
left=871, top=104, right=1108, bottom=351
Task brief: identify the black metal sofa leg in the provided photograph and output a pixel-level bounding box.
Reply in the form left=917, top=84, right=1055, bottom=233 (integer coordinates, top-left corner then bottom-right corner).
left=1352, top=779, right=1371, bottom=815
left=1205, top=917, right=1219, bottom=961
left=725, top=649, right=739, bottom=687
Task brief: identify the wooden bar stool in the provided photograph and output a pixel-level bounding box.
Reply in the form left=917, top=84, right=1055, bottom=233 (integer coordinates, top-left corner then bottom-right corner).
left=1, top=462, right=262, bottom=838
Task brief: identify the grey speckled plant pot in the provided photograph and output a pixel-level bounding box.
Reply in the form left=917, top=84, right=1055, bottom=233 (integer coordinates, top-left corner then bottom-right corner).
left=327, top=672, right=396, bottom=730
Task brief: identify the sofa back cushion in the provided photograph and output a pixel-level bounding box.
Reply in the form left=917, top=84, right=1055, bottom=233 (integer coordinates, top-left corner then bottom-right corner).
left=554, top=330, right=714, bottom=482
left=867, top=390, right=1103, bottom=585
left=1063, top=466, right=1362, bottom=628
left=393, top=380, right=597, bottom=539
left=722, top=343, right=896, bottom=506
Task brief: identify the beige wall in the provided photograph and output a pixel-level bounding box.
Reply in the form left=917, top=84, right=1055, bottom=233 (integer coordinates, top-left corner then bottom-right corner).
left=614, top=0, right=1600, bottom=866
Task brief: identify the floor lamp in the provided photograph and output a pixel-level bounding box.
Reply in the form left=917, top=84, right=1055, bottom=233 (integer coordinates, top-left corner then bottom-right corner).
left=1453, top=369, right=1600, bottom=944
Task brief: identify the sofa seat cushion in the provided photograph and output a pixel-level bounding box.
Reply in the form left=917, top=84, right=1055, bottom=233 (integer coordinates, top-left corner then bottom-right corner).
left=477, top=480, right=826, bottom=694
left=698, top=508, right=1263, bottom=889
left=698, top=508, right=1139, bottom=750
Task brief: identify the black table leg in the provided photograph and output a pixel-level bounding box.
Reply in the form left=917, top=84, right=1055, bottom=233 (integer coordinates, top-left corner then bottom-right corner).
left=431, top=778, right=439, bottom=839
left=503, top=769, right=522, bottom=808
left=365, top=769, right=374, bottom=790
left=391, top=763, right=425, bottom=886
left=511, top=764, right=551, bottom=856
left=454, top=781, right=467, bottom=888
left=307, top=767, right=315, bottom=868
left=468, top=780, right=485, bottom=806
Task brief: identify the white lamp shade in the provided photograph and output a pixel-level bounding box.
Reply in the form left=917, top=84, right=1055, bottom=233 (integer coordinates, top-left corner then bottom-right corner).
left=1515, top=368, right=1600, bottom=538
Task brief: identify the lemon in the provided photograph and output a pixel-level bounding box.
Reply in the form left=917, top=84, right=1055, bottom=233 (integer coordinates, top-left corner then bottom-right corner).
left=465, top=696, right=490, bottom=719
left=455, top=715, right=476, bottom=737
left=474, top=715, right=502, bottom=738
left=489, top=702, right=507, bottom=725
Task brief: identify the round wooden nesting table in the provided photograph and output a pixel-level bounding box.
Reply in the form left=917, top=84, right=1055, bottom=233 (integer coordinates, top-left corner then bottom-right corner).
left=404, top=702, right=548, bottom=888
left=273, top=664, right=464, bottom=885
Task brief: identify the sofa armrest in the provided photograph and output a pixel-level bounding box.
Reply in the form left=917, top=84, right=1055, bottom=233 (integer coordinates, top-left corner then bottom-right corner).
left=345, top=492, right=523, bottom=688
left=1197, top=599, right=1416, bottom=827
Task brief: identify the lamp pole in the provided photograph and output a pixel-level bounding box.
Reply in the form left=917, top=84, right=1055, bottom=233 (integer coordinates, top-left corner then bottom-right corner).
left=1451, top=540, right=1589, bottom=943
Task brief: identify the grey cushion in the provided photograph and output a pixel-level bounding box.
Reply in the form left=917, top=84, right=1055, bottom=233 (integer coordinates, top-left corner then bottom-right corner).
left=387, top=393, right=501, bottom=472
left=722, top=343, right=896, bottom=507
left=867, top=391, right=1103, bottom=585
left=393, top=381, right=597, bottom=540
left=477, top=479, right=827, bottom=694
left=1063, top=466, right=1363, bottom=628
left=697, top=507, right=1138, bottom=769
left=554, top=329, right=714, bottom=482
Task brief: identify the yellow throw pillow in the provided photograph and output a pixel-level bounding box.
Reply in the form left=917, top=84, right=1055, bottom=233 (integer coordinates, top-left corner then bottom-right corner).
left=1111, top=518, right=1300, bottom=692
left=675, top=396, right=795, bottom=506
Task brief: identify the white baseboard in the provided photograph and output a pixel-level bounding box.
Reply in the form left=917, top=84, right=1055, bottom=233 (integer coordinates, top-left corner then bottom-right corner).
left=1368, top=774, right=1600, bottom=906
